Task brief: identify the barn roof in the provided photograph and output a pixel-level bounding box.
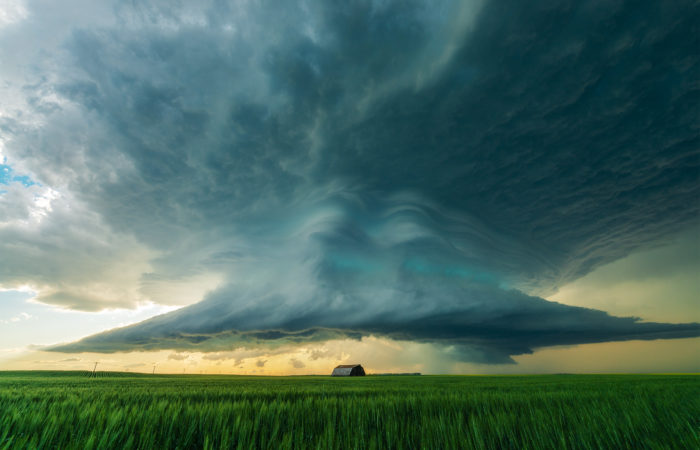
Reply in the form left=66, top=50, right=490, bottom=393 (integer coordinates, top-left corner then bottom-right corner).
left=331, top=364, right=366, bottom=376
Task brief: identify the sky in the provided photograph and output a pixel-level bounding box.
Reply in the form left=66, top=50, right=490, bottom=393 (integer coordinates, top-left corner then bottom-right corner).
left=0, top=0, right=698, bottom=375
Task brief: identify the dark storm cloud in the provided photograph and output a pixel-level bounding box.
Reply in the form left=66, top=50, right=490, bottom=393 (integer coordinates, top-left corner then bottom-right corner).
left=52, top=279, right=700, bottom=363
left=3, top=0, right=699, bottom=362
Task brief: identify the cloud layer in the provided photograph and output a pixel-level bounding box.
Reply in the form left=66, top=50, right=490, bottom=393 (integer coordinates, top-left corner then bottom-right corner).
left=1, top=0, right=698, bottom=363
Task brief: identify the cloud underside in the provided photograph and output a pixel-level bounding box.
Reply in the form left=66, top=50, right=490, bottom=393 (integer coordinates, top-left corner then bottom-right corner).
left=50, top=284, right=700, bottom=364
left=2, top=0, right=699, bottom=363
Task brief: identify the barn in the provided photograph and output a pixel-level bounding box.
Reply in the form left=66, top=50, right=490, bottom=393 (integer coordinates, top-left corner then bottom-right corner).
left=331, top=364, right=366, bottom=376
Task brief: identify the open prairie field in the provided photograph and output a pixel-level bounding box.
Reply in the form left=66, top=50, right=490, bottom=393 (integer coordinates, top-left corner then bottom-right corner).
left=0, top=372, right=697, bottom=449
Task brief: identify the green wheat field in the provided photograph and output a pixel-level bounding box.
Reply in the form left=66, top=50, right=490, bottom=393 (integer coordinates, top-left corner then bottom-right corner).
left=0, top=372, right=697, bottom=449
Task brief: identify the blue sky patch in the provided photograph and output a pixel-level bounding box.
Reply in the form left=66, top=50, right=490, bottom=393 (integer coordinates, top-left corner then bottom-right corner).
left=0, top=163, right=37, bottom=187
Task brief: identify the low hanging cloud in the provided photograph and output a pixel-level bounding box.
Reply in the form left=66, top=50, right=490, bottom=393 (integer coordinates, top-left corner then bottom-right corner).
left=2, top=0, right=699, bottom=364
left=289, top=358, right=306, bottom=369
left=50, top=270, right=700, bottom=363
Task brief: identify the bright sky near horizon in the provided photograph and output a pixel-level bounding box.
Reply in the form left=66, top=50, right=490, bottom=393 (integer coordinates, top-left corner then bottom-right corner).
left=0, top=0, right=698, bottom=374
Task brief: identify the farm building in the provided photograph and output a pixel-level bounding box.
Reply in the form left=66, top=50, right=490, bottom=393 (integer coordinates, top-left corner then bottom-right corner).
left=331, top=364, right=366, bottom=376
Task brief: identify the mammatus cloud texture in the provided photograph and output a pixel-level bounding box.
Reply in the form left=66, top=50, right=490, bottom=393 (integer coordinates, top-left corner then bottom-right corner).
left=1, top=0, right=698, bottom=363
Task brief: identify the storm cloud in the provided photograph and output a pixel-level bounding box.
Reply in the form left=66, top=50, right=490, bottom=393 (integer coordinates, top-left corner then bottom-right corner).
left=1, top=0, right=699, bottom=363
